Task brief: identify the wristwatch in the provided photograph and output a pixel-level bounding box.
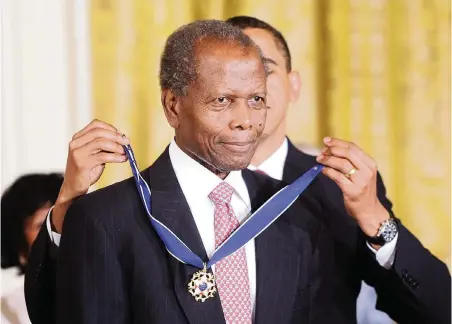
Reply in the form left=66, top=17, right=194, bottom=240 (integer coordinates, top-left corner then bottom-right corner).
left=366, top=217, right=399, bottom=245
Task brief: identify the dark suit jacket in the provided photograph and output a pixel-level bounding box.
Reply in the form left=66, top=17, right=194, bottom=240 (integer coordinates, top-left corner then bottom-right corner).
left=283, top=139, right=451, bottom=324
left=25, top=141, right=451, bottom=324
left=26, top=147, right=323, bottom=324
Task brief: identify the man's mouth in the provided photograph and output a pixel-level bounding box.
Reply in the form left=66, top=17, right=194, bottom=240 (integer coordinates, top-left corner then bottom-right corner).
left=221, top=141, right=255, bottom=152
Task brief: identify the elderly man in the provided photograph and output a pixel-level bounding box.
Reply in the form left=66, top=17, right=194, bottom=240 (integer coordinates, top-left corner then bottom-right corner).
left=25, top=19, right=450, bottom=324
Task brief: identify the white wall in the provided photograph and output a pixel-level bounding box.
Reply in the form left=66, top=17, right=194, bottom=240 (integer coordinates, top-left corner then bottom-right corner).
left=1, top=0, right=92, bottom=192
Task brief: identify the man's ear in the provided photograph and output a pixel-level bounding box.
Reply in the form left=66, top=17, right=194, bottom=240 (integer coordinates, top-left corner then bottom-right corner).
left=288, top=70, right=301, bottom=103
left=161, top=89, right=180, bottom=129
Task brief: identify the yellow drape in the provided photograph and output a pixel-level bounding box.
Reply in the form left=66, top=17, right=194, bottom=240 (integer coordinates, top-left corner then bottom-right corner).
left=90, top=0, right=450, bottom=264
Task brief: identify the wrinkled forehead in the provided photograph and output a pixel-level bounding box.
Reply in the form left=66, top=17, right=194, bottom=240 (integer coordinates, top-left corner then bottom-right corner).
left=192, top=40, right=267, bottom=95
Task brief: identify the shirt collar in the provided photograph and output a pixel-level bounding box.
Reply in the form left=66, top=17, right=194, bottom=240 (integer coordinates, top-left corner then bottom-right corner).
left=248, top=138, right=288, bottom=181
left=168, top=139, right=250, bottom=207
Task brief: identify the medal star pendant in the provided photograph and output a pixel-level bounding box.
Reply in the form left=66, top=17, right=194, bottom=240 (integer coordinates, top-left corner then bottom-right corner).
left=188, top=264, right=217, bottom=302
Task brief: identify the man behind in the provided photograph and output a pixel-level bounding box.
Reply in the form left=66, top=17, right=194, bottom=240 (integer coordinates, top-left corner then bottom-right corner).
left=230, top=16, right=450, bottom=323
left=227, top=16, right=391, bottom=323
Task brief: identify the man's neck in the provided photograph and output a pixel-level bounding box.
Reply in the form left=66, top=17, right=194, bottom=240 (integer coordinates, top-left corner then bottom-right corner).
left=251, top=132, right=286, bottom=167
left=174, top=138, right=229, bottom=179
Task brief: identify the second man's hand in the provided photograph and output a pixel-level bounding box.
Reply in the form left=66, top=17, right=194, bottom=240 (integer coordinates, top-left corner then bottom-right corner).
left=316, top=137, right=390, bottom=249
left=52, top=119, right=130, bottom=233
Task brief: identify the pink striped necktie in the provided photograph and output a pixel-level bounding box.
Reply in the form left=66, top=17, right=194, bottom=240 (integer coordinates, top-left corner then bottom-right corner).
left=209, top=182, right=252, bottom=324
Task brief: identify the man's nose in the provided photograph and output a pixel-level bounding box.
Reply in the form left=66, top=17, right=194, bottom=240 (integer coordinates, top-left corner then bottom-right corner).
left=228, top=100, right=252, bottom=130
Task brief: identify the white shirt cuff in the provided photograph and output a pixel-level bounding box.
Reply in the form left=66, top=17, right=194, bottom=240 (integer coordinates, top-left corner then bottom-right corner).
left=46, top=205, right=61, bottom=247
left=366, top=233, right=398, bottom=269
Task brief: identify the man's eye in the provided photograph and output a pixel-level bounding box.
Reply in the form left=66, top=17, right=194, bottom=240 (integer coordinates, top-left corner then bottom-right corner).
left=215, top=97, right=229, bottom=104
left=253, top=96, right=264, bottom=103
left=248, top=96, right=266, bottom=109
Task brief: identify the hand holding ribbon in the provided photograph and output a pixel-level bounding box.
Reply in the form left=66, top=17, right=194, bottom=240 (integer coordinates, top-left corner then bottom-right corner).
left=316, top=137, right=390, bottom=240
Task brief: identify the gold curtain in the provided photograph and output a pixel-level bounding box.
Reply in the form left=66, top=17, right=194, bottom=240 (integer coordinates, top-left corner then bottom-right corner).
left=90, top=0, right=451, bottom=264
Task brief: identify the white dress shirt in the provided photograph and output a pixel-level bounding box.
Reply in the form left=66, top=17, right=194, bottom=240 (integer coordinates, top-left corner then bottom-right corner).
left=247, top=138, right=288, bottom=180
left=46, top=206, right=60, bottom=246
left=169, top=140, right=256, bottom=315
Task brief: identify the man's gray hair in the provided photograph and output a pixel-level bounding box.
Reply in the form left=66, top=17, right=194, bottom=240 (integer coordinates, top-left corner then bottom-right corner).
left=159, top=19, right=266, bottom=96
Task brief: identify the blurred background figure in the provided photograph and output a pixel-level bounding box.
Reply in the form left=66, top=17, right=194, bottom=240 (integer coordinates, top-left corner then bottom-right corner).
left=1, top=173, right=63, bottom=324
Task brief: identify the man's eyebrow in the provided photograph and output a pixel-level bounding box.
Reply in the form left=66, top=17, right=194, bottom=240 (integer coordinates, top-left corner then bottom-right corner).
left=263, top=57, right=278, bottom=66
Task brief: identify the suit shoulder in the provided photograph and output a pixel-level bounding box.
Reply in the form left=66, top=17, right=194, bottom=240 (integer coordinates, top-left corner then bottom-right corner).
left=77, top=176, right=136, bottom=207
left=68, top=168, right=149, bottom=222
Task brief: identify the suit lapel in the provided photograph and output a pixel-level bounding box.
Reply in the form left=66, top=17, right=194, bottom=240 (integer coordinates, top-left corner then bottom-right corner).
left=149, top=148, right=226, bottom=324
left=242, top=170, right=305, bottom=324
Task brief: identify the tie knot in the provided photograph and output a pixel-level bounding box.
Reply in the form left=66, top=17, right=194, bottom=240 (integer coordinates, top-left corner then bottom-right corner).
left=209, top=182, right=234, bottom=205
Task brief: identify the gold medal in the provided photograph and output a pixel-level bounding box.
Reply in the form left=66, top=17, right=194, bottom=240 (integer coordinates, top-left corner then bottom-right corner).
left=187, top=264, right=217, bottom=302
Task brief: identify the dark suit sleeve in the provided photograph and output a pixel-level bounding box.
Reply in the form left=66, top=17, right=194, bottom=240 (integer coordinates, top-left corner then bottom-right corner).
left=359, top=172, right=451, bottom=323
left=25, top=222, right=59, bottom=324
left=56, top=201, right=129, bottom=324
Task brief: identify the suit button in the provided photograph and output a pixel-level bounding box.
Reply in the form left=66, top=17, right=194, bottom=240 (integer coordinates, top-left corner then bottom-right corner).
left=402, top=269, right=408, bottom=277
left=412, top=281, right=419, bottom=289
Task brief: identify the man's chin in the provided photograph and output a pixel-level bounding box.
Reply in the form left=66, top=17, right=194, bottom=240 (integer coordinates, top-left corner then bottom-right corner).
left=211, top=143, right=258, bottom=172
left=214, top=155, right=253, bottom=172
left=227, top=161, right=251, bottom=171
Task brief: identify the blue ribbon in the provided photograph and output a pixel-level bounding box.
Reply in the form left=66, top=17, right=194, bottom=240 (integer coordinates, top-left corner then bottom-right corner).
left=124, top=144, right=323, bottom=269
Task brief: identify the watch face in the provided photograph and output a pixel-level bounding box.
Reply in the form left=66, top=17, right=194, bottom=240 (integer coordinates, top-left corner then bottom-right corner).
left=380, top=219, right=398, bottom=242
